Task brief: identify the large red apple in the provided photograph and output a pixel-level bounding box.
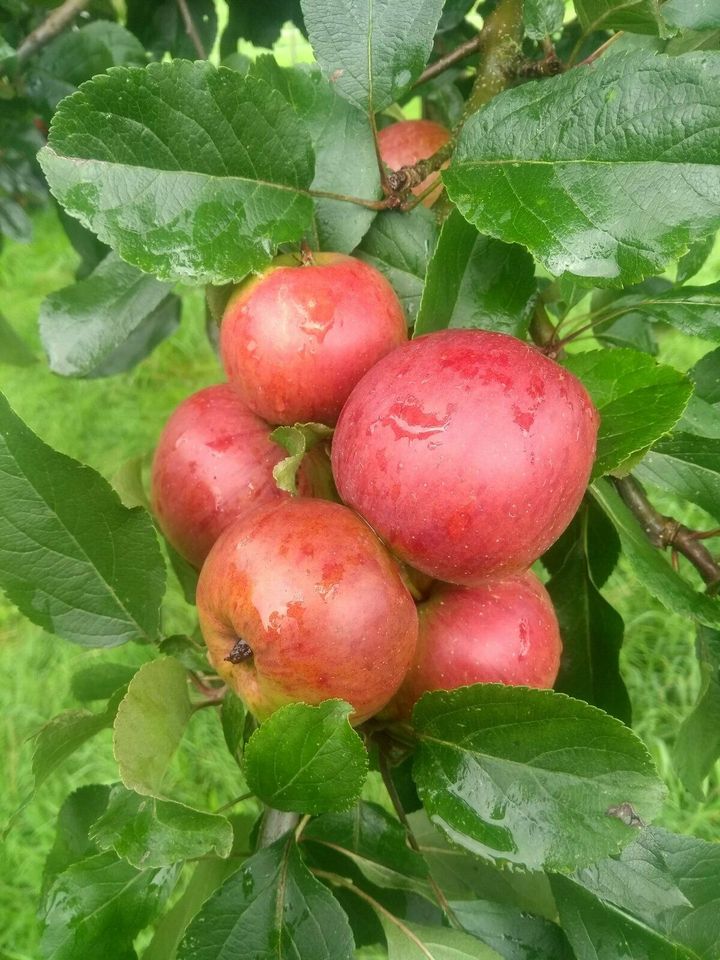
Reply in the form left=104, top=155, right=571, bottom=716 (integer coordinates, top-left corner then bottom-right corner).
left=389, top=571, right=562, bottom=719
left=332, top=329, right=598, bottom=584
left=196, top=498, right=418, bottom=722
left=378, top=119, right=450, bottom=205
left=220, top=253, right=407, bottom=427
left=151, top=383, right=324, bottom=568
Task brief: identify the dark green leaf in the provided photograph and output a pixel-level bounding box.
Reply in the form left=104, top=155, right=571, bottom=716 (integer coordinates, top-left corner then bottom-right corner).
left=71, top=662, right=138, bottom=702
left=574, top=0, right=672, bottom=35
left=220, top=0, right=303, bottom=54
left=412, top=685, right=665, bottom=872
left=56, top=203, right=110, bottom=280
left=564, top=349, right=692, bottom=477
left=544, top=503, right=631, bottom=722
left=304, top=802, right=430, bottom=894
left=635, top=433, right=720, bottom=522
left=0, top=195, right=32, bottom=241
left=43, top=785, right=111, bottom=895
left=444, top=52, right=720, bottom=286
left=244, top=700, right=368, bottom=813
left=525, top=0, right=565, bottom=39
left=39, top=252, right=178, bottom=377
left=414, top=209, right=536, bottom=338
left=41, top=851, right=178, bottom=960
left=677, top=234, right=716, bottom=283
left=88, top=293, right=181, bottom=378
left=677, top=396, right=720, bottom=439
left=166, top=540, right=200, bottom=605
left=591, top=479, right=720, bottom=628
left=178, top=834, right=355, bottom=960
left=0, top=311, right=35, bottom=366
left=601, top=282, right=720, bottom=341
left=220, top=690, right=247, bottom=765
left=39, top=63, right=315, bottom=285
left=663, top=0, right=720, bottom=30
left=673, top=626, right=720, bottom=799
left=250, top=58, right=380, bottom=252
left=380, top=916, right=501, bottom=958
left=270, top=421, right=333, bottom=495
left=90, top=784, right=233, bottom=868
left=452, top=899, right=574, bottom=960
left=302, top=0, right=445, bottom=112
left=691, top=347, right=720, bottom=404
left=355, top=206, right=437, bottom=324
left=0, top=392, right=165, bottom=646
left=113, top=657, right=193, bottom=797
left=127, top=0, right=217, bottom=60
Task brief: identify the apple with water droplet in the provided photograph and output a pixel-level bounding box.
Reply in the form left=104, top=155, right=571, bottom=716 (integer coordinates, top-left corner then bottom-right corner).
left=388, top=570, right=562, bottom=719
left=220, top=253, right=407, bottom=426
left=196, top=498, right=419, bottom=722
left=151, top=384, right=328, bottom=568
left=378, top=119, right=450, bottom=205
left=332, top=329, right=599, bottom=584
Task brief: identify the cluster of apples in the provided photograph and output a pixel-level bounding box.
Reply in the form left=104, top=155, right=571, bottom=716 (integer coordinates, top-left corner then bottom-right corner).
left=151, top=122, right=600, bottom=726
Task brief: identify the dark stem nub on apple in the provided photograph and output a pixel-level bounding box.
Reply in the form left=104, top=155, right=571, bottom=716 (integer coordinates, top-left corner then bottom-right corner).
left=225, top=637, right=254, bottom=664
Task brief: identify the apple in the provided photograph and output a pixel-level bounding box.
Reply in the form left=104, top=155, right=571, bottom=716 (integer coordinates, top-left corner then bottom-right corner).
left=332, top=329, right=599, bottom=585
left=389, top=570, right=562, bottom=719
left=377, top=119, right=451, bottom=205
left=151, top=383, right=325, bottom=568
left=220, top=253, right=407, bottom=427
left=196, top=498, right=419, bottom=722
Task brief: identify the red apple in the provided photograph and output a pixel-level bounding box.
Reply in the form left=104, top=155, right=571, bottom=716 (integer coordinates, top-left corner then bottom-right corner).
left=151, top=383, right=323, bottom=568
left=220, top=253, right=407, bottom=427
left=389, top=571, right=562, bottom=719
left=196, top=498, right=419, bottom=722
left=332, top=329, right=599, bottom=584
left=378, top=119, right=450, bottom=206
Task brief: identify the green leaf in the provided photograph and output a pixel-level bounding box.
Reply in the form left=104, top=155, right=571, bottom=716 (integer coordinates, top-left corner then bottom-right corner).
left=244, top=700, right=368, bottom=813
left=663, top=0, right=720, bottom=30
left=444, top=52, right=720, bottom=286
left=90, top=784, right=233, bottom=868
left=563, top=349, right=692, bottom=477
left=220, top=0, right=303, bottom=53
left=302, top=0, right=445, bottom=113
left=0, top=392, right=165, bottom=646
left=412, top=685, right=665, bottom=872
left=178, top=834, right=355, bottom=960
left=691, top=347, right=720, bottom=404
left=677, top=234, right=716, bottom=284
left=127, top=0, right=218, bottom=60
left=525, top=0, right=565, bottom=39
left=355, top=206, right=437, bottom=325
left=71, top=662, right=139, bottom=702
left=601, top=282, right=720, bottom=341
left=543, top=502, right=631, bottom=722
left=43, top=785, right=111, bottom=895
left=380, top=916, right=501, bottom=959
left=221, top=690, right=247, bottom=766
left=39, top=252, right=179, bottom=377
left=250, top=58, right=380, bottom=252
left=677, top=396, right=720, bottom=439
left=270, top=422, right=334, bottom=495
left=0, top=311, right=35, bottom=366
left=673, top=626, right=720, bottom=799
left=39, top=62, right=315, bottom=285
left=113, top=657, right=193, bottom=797
left=0, top=196, right=32, bottom=242
left=452, top=899, right=574, bottom=960
left=635, top=433, right=720, bottom=522
left=304, top=802, right=431, bottom=895
left=41, top=851, right=179, bottom=960
left=591, top=479, right=720, bottom=628
left=414, top=210, right=536, bottom=339
left=574, top=0, right=672, bottom=35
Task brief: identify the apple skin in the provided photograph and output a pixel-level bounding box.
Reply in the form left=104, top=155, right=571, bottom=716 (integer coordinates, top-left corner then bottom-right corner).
left=220, top=253, right=407, bottom=427
left=332, top=329, right=599, bottom=585
left=151, top=383, right=322, bottom=568
left=389, top=571, right=562, bottom=719
left=196, top=498, right=419, bottom=723
left=377, top=120, right=450, bottom=205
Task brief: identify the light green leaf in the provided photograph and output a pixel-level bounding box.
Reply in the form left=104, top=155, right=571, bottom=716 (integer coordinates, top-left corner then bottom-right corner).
left=663, top=0, right=720, bottom=30
left=525, top=0, right=565, bottom=39
left=380, top=916, right=501, bottom=959
left=635, top=433, right=720, bottom=522
left=444, top=52, right=720, bottom=286
left=574, top=0, right=673, bottom=35
left=691, top=346, right=720, bottom=404
left=677, top=234, right=716, bottom=283
left=270, top=422, right=334, bottom=495
left=673, top=626, right=720, bottom=799
left=70, top=662, right=138, bottom=702
left=220, top=690, right=247, bottom=766
left=0, top=312, right=35, bottom=366
left=601, top=282, right=720, bottom=341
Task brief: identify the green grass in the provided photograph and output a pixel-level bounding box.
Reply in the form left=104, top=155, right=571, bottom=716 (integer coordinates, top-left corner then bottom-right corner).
left=1, top=208, right=719, bottom=957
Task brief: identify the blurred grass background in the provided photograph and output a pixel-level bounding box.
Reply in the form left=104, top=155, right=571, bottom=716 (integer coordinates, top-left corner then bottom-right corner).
left=2, top=56, right=720, bottom=957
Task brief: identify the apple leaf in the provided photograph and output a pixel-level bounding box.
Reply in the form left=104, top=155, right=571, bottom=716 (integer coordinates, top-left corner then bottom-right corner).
left=113, top=657, right=193, bottom=797
left=0, top=196, right=32, bottom=242
left=412, top=685, right=665, bottom=872
left=40, top=252, right=180, bottom=378
left=525, top=0, right=565, bottom=39
left=444, top=52, right=720, bottom=286
left=178, top=834, right=355, bottom=960
left=355, top=206, right=438, bottom=325
left=220, top=690, right=247, bottom=766
left=663, top=0, right=720, bottom=31
left=673, top=626, right=720, bottom=800
left=250, top=58, right=380, bottom=253
left=303, top=802, right=431, bottom=895
left=0, top=312, right=35, bottom=366
left=90, top=784, right=233, bottom=868
left=591, top=479, right=720, bottom=628
left=244, top=700, right=368, bottom=814
left=414, top=209, right=536, bottom=338
left=379, top=916, right=501, bottom=959
left=41, top=851, right=179, bottom=960
left=38, top=62, right=315, bottom=285
left=302, top=0, right=445, bottom=113
left=70, top=662, right=138, bottom=702
left=677, top=234, right=716, bottom=284
left=0, top=392, right=165, bottom=646
left=598, top=282, right=720, bottom=341
left=126, top=0, right=218, bottom=60
left=691, top=347, right=720, bottom=403
left=563, top=349, right=692, bottom=477
left=451, top=899, right=574, bottom=960
left=573, top=0, right=673, bottom=35
left=42, top=785, right=111, bottom=896
left=635, top=433, right=720, bottom=523
left=271, top=422, right=334, bottom=496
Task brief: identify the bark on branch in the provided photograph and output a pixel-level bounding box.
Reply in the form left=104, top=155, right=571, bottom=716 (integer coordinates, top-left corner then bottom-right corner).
left=16, top=0, right=91, bottom=62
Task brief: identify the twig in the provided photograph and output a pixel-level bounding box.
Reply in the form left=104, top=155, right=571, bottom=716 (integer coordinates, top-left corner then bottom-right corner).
left=413, top=33, right=486, bottom=88
left=175, top=0, right=207, bottom=59
left=215, top=791, right=254, bottom=814
left=16, top=0, right=90, bottom=62
left=577, top=30, right=623, bottom=66
left=615, top=476, right=720, bottom=591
